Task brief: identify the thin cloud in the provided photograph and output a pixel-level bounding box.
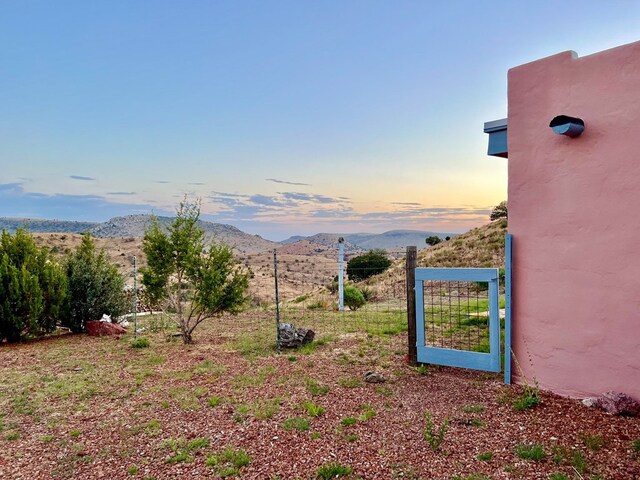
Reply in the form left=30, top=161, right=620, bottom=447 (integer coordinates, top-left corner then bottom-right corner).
left=69, top=175, right=96, bottom=181
left=266, top=178, right=311, bottom=187
left=153, top=180, right=170, bottom=184
left=188, top=182, right=205, bottom=186
left=106, top=191, right=136, bottom=196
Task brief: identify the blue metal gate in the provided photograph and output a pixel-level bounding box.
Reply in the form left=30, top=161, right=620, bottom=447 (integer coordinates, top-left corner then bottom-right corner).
left=415, top=267, right=501, bottom=373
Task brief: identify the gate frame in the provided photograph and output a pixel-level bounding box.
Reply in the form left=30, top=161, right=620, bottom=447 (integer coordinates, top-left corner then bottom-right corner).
left=415, top=267, right=501, bottom=373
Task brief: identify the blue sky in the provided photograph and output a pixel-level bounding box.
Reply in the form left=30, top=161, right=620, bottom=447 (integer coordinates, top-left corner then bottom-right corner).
left=1, top=1, right=639, bottom=240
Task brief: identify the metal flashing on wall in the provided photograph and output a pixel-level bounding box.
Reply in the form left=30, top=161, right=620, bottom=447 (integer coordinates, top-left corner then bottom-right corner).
left=484, top=118, right=508, bottom=158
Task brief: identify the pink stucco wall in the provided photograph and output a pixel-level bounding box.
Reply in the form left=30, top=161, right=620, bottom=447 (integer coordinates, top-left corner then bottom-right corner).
left=508, top=41, right=640, bottom=399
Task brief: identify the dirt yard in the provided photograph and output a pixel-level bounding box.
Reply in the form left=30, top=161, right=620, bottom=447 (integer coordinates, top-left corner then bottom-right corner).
left=0, top=313, right=638, bottom=479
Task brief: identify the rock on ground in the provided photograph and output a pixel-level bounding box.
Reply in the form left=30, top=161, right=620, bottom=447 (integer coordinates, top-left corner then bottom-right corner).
left=86, top=320, right=127, bottom=336
left=584, top=391, right=640, bottom=416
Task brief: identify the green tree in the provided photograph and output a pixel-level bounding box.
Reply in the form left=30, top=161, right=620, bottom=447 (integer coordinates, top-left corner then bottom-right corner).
left=64, top=234, right=127, bottom=333
left=425, top=236, right=442, bottom=246
left=343, top=285, right=365, bottom=311
left=490, top=200, right=508, bottom=221
left=141, top=200, right=249, bottom=344
left=346, top=249, right=391, bottom=282
left=0, top=229, right=67, bottom=342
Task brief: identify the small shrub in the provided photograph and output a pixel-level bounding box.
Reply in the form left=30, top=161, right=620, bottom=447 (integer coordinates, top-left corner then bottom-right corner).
left=343, top=285, right=366, bottom=311
left=128, top=466, right=138, bottom=475
left=316, top=462, right=353, bottom=479
left=302, top=401, right=325, bottom=417
left=346, top=249, right=391, bottom=282
left=287, top=356, right=297, bottom=362
left=515, top=443, right=546, bottom=461
left=282, top=417, right=310, bottom=431
left=423, top=411, right=448, bottom=451
left=131, top=337, right=150, bottom=349
left=64, top=234, right=127, bottom=333
left=208, top=396, right=222, bottom=408
left=477, top=452, right=493, bottom=461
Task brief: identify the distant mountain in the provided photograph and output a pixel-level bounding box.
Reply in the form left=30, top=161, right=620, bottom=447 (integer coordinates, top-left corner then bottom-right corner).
left=0, top=217, right=98, bottom=234
left=0, top=215, right=278, bottom=254
left=281, top=230, right=456, bottom=251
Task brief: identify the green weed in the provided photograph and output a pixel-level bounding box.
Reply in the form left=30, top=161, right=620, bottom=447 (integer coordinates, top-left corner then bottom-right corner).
left=548, top=474, right=568, bottom=480
left=207, top=396, right=222, bottom=408
left=423, top=411, right=448, bottom=451
left=145, top=419, right=161, bottom=436
left=206, top=447, right=251, bottom=479
left=477, top=452, right=493, bottom=461
left=515, top=443, right=546, bottom=461
left=131, top=337, right=150, bottom=349
left=302, top=400, right=325, bottom=417
left=461, top=404, right=485, bottom=414
left=359, top=404, right=376, bottom=421
left=316, top=462, right=353, bottom=479
left=307, top=379, right=330, bottom=396
left=416, top=364, right=429, bottom=375
left=571, top=449, right=588, bottom=474
left=339, top=377, right=362, bottom=388
left=341, top=417, right=357, bottom=426
left=580, top=433, right=606, bottom=451
left=282, top=417, right=310, bottom=431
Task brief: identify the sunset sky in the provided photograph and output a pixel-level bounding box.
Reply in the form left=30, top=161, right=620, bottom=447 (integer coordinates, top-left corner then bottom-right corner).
left=1, top=1, right=639, bottom=240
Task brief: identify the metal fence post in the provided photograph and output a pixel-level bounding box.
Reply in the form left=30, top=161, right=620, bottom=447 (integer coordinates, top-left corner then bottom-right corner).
left=406, top=246, right=417, bottom=366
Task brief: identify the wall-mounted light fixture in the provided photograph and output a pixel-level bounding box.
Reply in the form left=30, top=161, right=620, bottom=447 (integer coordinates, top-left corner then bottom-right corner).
left=549, top=115, right=585, bottom=138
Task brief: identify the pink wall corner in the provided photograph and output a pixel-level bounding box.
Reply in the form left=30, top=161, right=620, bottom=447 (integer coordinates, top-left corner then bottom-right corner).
left=507, top=41, right=640, bottom=399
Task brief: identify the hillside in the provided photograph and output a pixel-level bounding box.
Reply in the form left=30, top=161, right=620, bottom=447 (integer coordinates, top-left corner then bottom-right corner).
left=2, top=215, right=277, bottom=254
left=89, top=215, right=277, bottom=254
left=0, top=217, right=98, bottom=234
left=362, top=219, right=508, bottom=295
left=281, top=229, right=456, bottom=251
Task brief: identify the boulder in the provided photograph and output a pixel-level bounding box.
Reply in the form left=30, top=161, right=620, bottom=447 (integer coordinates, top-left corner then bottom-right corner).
left=86, top=320, right=127, bottom=337
left=364, top=371, right=386, bottom=383
left=588, top=391, right=640, bottom=416
left=278, top=323, right=315, bottom=348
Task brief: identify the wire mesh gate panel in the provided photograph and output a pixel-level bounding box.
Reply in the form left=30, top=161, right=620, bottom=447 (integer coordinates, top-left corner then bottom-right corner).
left=415, top=268, right=500, bottom=372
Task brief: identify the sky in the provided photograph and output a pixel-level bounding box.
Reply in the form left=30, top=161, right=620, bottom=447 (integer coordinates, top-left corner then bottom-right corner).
left=1, top=1, right=639, bottom=240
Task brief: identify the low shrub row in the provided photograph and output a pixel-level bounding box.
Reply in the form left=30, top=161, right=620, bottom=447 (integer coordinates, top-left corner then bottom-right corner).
left=0, top=229, right=127, bottom=342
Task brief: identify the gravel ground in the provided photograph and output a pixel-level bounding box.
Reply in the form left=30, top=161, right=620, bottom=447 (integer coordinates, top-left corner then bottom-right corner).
left=0, top=318, right=638, bottom=480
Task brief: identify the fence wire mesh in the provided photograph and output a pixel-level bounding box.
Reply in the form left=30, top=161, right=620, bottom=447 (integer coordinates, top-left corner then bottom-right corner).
left=421, top=280, right=495, bottom=353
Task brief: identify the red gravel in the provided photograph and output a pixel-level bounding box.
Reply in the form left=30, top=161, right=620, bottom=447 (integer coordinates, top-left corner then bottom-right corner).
left=0, top=321, right=639, bottom=480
